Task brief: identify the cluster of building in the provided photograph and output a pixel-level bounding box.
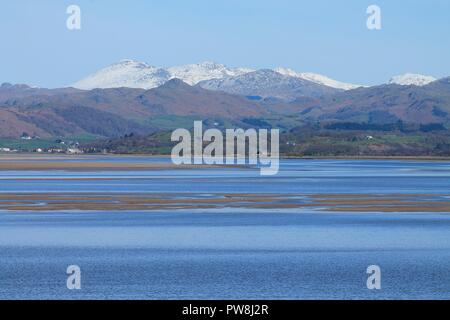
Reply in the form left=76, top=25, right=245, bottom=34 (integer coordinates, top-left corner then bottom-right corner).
left=0, top=137, right=84, bottom=154
left=0, top=147, right=84, bottom=154
left=31, top=147, right=83, bottom=154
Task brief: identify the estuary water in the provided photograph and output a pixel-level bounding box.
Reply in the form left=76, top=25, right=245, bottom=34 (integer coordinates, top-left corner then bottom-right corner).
left=0, top=158, right=450, bottom=299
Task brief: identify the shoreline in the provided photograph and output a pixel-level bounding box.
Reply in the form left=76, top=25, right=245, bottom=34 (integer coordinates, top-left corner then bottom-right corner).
left=0, top=161, right=244, bottom=171
left=1, top=153, right=450, bottom=161
left=283, top=155, right=450, bottom=161
left=0, top=153, right=449, bottom=172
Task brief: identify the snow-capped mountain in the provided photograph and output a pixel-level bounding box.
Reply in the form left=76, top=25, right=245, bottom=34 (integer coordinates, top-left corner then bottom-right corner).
left=73, top=60, right=253, bottom=90
left=168, top=61, right=253, bottom=85
left=197, top=69, right=340, bottom=100
left=274, top=67, right=362, bottom=90
left=389, top=73, right=437, bottom=86
left=72, top=59, right=439, bottom=93
left=73, top=60, right=171, bottom=90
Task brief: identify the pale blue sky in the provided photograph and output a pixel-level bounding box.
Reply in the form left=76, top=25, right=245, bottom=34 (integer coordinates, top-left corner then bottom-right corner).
left=1, top=0, right=449, bottom=87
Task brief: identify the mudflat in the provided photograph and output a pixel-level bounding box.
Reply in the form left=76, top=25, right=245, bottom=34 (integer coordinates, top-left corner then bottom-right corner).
left=0, top=154, right=242, bottom=171
left=0, top=155, right=449, bottom=213
left=1, top=192, right=449, bottom=212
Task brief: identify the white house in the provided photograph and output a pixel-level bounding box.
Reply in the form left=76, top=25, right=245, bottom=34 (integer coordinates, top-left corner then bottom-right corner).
left=67, top=148, right=83, bottom=154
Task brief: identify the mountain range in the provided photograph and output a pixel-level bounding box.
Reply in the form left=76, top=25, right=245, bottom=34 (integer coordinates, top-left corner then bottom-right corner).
left=0, top=60, right=448, bottom=140
left=72, top=59, right=438, bottom=93
left=197, top=69, right=341, bottom=100
left=73, top=60, right=254, bottom=90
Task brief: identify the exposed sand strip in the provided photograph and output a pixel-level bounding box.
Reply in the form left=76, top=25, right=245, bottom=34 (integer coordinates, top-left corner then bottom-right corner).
left=0, top=193, right=449, bottom=212
left=0, top=162, right=244, bottom=171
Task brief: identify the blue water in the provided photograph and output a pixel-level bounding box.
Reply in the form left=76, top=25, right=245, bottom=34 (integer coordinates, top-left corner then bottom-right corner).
left=1, top=158, right=450, bottom=299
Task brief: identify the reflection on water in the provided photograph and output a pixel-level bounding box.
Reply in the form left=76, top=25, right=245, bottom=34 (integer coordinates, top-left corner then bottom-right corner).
left=0, top=158, right=450, bottom=299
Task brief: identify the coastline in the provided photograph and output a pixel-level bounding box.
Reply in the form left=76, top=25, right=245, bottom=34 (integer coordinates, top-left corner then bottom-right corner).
left=283, top=155, right=450, bottom=161
left=2, top=152, right=450, bottom=161
left=0, top=161, right=231, bottom=171
left=0, top=153, right=449, bottom=172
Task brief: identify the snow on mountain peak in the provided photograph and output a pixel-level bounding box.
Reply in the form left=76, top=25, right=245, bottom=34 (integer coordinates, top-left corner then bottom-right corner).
left=273, top=67, right=300, bottom=78
left=168, top=61, right=254, bottom=85
left=197, top=61, right=225, bottom=69
left=115, top=59, right=152, bottom=68
left=74, top=60, right=438, bottom=92
left=73, top=60, right=254, bottom=89
left=274, top=67, right=362, bottom=90
left=73, top=60, right=170, bottom=90
left=198, top=69, right=340, bottom=100
left=389, top=73, right=437, bottom=86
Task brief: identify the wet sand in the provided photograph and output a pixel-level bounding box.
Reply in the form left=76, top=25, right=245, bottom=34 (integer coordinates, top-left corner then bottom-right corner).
left=0, top=162, right=235, bottom=171
left=0, top=154, right=449, bottom=213
left=1, top=192, right=449, bottom=212
left=0, top=154, right=247, bottom=171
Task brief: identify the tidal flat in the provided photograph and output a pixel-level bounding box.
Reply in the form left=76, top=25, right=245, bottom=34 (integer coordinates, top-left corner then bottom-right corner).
left=1, top=155, right=450, bottom=299
left=1, top=192, right=450, bottom=212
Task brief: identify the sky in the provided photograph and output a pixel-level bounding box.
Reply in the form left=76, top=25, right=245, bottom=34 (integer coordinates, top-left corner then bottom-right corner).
left=0, top=0, right=449, bottom=88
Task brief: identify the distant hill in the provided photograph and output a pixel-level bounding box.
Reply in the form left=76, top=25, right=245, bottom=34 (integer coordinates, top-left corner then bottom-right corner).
left=274, top=67, right=363, bottom=90
left=0, top=76, right=449, bottom=140
left=0, top=79, right=264, bottom=138
left=197, top=69, right=341, bottom=101
left=299, top=77, right=450, bottom=124
left=389, top=73, right=437, bottom=86
left=72, top=59, right=365, bottom=91
left=73, top=60, right=253, bottom=90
